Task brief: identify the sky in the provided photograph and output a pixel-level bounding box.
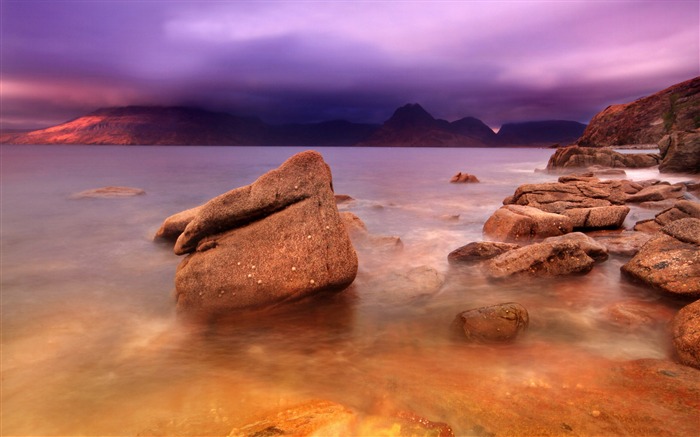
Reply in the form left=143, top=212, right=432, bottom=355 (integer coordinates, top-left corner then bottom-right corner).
left=1, top=1, right=698, bottom=130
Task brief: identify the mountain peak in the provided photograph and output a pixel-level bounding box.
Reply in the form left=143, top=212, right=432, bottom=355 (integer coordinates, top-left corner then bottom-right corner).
left=386, top=103, right=437, bottom=128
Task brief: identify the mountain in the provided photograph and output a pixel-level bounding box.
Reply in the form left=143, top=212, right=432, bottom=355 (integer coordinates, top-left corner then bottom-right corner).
left=0, top=106, right=378, bottom=146
left=356, top=103, right=499, bottom=147
left=497, top=120, right=587, bottom=146
left=577, top=76, right=700, bottom=147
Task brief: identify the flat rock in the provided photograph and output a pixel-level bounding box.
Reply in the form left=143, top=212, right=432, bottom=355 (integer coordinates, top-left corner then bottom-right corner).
left=561, top=205, right=630, bottom=230
left=670, top=300, right=700, bottom=369
left=621, top=218, right=700, bottom=297
left=625, top=183, right=686, bottom=203
left=482, top=205, right=573, bottom=242
left=154, top=205, right=203, bottom=241
left=70, top=186, right=145, bottom=198
left=448, top=241, right=520, bottom=265
left=483, top=240, right=596, bottom=280
left=453, top=302, right=529, bottom=343
left=174, top=151, right=358, bottom=314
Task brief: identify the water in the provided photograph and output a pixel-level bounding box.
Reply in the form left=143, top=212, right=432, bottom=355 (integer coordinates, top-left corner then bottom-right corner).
left=1, top=146, right=697, bottom=436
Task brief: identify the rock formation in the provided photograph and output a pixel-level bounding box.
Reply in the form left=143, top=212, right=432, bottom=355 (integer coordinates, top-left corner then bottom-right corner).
left=577, top=76, right=700, bottom=147
left=621, top=218, right=700, bottom=297
left=172, top=151, right=358, bottom=314
left=545, top=146, right=659, bottom=172
left=658, top=129, right=700, bottom=174
left=634, top=199, right=700, bottom=233
left=449, top=172, right=480, bottom=183
left=453, top=303, right=529, bottom=343
left=482, top=205, right=573, bottom=242
left=670, top=300, right=700, bottom=369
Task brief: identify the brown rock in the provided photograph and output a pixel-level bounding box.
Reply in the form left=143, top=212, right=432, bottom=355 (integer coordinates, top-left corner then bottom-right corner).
left=482, top=205, right=573, bottom=242
left=670, top=300, right=700, bottom=369
left=542, top=232, right=609, bottom=262
left=340, top=211, right=403, bottom=253
left=561, top=205, right=630, bottom=230
left=587, top=230, right=653, bottom=257
left=453, top=302, right=529, bottom=343
left=483, top=240, right=596, bottom=280
left=545, top=146, right=659, bottom=171
left=70, top=186, right=145, bottom=199
left=447, top=241, right=520, bottom=265
left=621, top=218, right=700, bottom=297
left=625, top=183, right=685, bottom=203
left=174, top=151, right=358, bottom=314
left=659, top=129, right=700, bottom=174
left=634, top=200, right=700, bottom=232
left=450, top=172, right=480, bottom=183
left=154, top=205, right=203, bottom=241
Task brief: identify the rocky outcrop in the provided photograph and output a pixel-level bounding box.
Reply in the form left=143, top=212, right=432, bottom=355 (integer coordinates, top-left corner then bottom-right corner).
left=449, top=172, right=480, bottom=183
left=621, top=218, right=700, bottom=297
left=453, top=303, right=529, bottom=343
left=173, top=151, right=358, bottom=314
left=483, top=239, right=596, bottom=280
left=482, top=205, right=573, bottom=242
left=154, top=205, right=203, bottom=241
left=447, top=241, right=520, bottom=265
left=577, top=77, right=700, bottom=147
left=625, top=183, right=686, bottom=203
left=634, top=200, right=700, bottom=233
left=658, top=129, right=700, bottom=174
left=670, top=300, right=700, bottom=369
left=545, top=146, right=659, bottom=172
left=70, top=186, right=145, bottom=198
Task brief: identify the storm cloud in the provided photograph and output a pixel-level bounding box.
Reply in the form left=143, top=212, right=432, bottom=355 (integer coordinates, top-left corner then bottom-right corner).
left=2, top=1, right=698, bottom=129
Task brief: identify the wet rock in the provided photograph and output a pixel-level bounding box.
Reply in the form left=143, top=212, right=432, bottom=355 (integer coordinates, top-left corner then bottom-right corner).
left=174, top=151, right=358, bottom=313
left=228, top=400, right=356, bottom=437
left=621, top=218, right=700, bottom=297
left=545, top=145, right=659, bottom=172
left=453, top=302, right=529, bottom=343
left=334, top=194, right=355, bottom=204
left=542, top=232, right=609, bottom=262
left=586, top=230, right=653, bottom=257
left=450, top=172, right=480, bottom=183
left=634, top=200, right=700, bottom=233
left=340, top=211, right=403, bottom=253
left=658, top=129, right=700, bottom=174
left=154, top=205, right=203, bottom=241
left=670, top=300, right=700, bottom=369
left=482, top=205, right=573, bottom=242
left=625, top=183, right=686, bottom=203
left=561, top=205, right=630, bottom=230
left=602, top=300, right=675, bottom=330
left=447, top=241, right=520, bottom=265
left=483, top=240, right=596, bottom=280
left=70, top=186, right=145, bottom=198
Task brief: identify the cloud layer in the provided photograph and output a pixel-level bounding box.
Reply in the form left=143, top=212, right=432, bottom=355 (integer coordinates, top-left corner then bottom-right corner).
left=2, top=1, right=698, bottom=129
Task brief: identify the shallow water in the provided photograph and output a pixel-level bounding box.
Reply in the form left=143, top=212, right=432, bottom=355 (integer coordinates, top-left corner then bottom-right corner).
left=1, top=145, right=698, bottom=436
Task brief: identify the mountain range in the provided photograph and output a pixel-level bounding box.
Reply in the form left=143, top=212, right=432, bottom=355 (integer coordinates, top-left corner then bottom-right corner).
left=1, top=104, right=586, bottom=147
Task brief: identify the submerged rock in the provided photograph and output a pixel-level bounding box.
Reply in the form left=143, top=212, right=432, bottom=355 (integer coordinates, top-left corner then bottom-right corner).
left=482, top=205, right=573, bottom=242
left=450, top=172, right=480, bottom=183
left=70, top=186, right=145, bottom=198
left=174, top=151, right=358, bottom=314
left=453, top=302, right=529, bottom=343
left=447, top=241, right=520, bottom=265
left=621, top=218, right=700, bottom=297
left=670, top=300, right=700, bottom=369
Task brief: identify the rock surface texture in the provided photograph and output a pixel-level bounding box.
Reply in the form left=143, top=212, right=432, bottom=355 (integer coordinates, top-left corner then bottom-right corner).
left=621, top=218, right=700, bottom=297
left=173, top=151, right=358, bottom=313
left=448, top=241, right=520, bottom=265
left=634, top=200, right=700, bottom=233
left=70, top=186, right=145, bottom=198
left=545, top=146, right=659, bottom=171
left=453, top=303, right=529, bottom=343
left=482, top=205, right=573, bottom=242
left=670, top=300, right=700, bottom=369
left=658, top=129, right=700, bottom=174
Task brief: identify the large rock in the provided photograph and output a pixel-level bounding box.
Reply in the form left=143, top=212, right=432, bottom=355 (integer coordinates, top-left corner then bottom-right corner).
left=621, top=218, right=700, bottom=297
left=659, top=129, right=700, bottom=174
left=453, top=303, right=529, bottom=343
left=483, top=240, right=596, bottom=280
left=670, top=300, right=700, bottom=369
left=174, top=151, right=358, bottom=313
left=545, top=146, right=659, bottom=171
left=482, top=205, right=573, bottom=242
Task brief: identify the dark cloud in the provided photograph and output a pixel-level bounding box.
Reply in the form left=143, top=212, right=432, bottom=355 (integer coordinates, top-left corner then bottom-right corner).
left=2, top=1, right=698, bottom=129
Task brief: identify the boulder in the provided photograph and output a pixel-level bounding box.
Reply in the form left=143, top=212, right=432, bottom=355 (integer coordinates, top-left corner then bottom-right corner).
left=621, top=218, right=700, bottom=297
left=561, top=205, right=630, bottom=230
left=174, top=151, right=358, bottom=313
left=450, top=172, right=480, bottom=183
left=625, top=183, right=686, bottom=203
left=482, top=205, right=573, bottom=242
left=670, top=300, right=700, bottom=369
left=659, top=130, right=700, bottom=174
left=154, top=205, right=203, bottom=241
left=70, top=186, right=145, bottom=199
left=542, top=232, right=609, bottom=262
left=483, top=240, right=596, bottom=280
left=453, top=302, right=529, bottom=343
left=545, top=146, right=659, bottom=172
left=634, top=200, right=700, bottom=233
left=447, top=241, right=520, bottom=265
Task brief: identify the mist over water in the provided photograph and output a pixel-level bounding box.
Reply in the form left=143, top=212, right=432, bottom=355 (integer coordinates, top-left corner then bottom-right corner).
left=1, top=146, right=696, bottom=435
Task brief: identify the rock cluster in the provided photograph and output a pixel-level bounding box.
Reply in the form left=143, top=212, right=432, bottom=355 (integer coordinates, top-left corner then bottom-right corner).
left=160, top=151, right=358, bottom=314
left=634, top=199, right=700, bottom=233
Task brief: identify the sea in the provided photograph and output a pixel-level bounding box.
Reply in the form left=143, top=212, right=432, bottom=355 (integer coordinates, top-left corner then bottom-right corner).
left=1, top=145, right=698, bottom=435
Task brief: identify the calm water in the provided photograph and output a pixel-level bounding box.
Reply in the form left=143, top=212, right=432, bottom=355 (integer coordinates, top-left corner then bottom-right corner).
left=1, top=146, right=696, bottom=436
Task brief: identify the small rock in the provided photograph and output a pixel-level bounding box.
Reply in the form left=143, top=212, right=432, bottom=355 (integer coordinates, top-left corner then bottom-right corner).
left=70, top=186, right=145, bottom=199
left=154, top=205, right=203, bottom=241
left=453, top=302, right=529, bottom=343
left=450, top=172, right=480, bottom=183
left=447, top=241, right=520, bottom=265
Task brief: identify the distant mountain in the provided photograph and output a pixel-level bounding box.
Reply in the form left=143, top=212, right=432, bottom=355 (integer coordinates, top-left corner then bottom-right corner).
left=0, top=106, right=378, bottom=146
left=356, top=103, right=499, bottom=147
left=577, top=76, right=700, bottom=147
left=497, top=120, right=587, bottom=146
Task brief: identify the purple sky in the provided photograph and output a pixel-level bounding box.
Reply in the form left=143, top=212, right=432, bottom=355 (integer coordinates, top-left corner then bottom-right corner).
left=2, top=1, right=698, bottom=130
